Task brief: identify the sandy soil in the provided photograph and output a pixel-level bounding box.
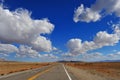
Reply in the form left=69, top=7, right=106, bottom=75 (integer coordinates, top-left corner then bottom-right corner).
left=66, top=66, right=119, bottom=80
left=66, top=62, right=120, bottom=80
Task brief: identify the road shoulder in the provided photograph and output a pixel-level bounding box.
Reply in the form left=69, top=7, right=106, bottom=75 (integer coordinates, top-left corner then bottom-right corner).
left=66, top=65, right=116, bottom=80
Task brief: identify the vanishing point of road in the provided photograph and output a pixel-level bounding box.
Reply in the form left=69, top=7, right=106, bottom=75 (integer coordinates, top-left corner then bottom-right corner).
left=0, top=63, right=77, bottom=80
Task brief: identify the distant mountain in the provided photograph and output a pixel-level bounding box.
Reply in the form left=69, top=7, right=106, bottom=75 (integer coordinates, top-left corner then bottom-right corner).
left=57, top=60, right=84, bottom=63
left=57, top=60, right=120, bottom=63
left=100, top=60, right=120, bottom=62
left=0, top=58, right=6, bottom=61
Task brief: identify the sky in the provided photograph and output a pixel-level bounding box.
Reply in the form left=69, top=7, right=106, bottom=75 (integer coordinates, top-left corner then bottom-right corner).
left=0, top=0, right=120, bottom=62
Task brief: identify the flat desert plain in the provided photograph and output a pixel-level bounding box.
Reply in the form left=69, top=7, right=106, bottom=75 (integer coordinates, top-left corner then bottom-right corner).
left=0, top=61, right=51, bottom=76
left=66, top=62, right=120, bottom=80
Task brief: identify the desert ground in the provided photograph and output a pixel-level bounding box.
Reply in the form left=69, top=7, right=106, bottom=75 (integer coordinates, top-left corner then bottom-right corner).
left=0, top=61, right=52, bottom=76
left=65, top=62, right=120, bottom=80
left=0, top=61, right=120, bottom=80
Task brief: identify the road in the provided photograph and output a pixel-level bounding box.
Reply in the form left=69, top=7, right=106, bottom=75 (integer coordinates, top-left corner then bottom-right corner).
left=0, top=63, right=77, bottom=80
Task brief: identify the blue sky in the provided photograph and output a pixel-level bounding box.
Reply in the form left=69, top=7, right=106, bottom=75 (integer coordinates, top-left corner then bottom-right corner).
left=0, top=0, right=120, bottom=62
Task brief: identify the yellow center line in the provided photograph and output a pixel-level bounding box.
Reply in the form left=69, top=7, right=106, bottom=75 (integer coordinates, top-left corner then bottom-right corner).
left=28, top=66, right=53, bottom=80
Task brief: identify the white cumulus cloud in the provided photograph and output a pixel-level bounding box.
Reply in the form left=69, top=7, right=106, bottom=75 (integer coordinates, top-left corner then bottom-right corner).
left=0, top=43, right=58, bottom=59
left=74, top=0, right=120, bottom=23
left=16, top=45, right=41, bottom=58
left=67, top=26, right=120, bottom=55
left=43, top=54, right=58, bottom=59
left=0, top=5, right=54, bottom=52
left=74, top=4, right=101, bottom=23
left=0, top=43, right=18, bottom=56
left=81, top=52, right=103, bottom=61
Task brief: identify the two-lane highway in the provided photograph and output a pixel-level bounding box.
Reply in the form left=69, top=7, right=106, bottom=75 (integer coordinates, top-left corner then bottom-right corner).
left=0, top=63, right=77, bottom=80
left=32, top=64, right=73, bottom=80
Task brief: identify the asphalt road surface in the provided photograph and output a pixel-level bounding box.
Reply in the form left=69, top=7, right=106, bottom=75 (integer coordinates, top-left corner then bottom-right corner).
left=0, top=63, right=77, bottom=80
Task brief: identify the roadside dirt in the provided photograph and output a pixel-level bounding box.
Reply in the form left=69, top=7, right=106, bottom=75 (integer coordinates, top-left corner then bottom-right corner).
left=66, top=62, right=120, bottom=80
left=0, top=61, right=52, bottom=76
left=66, top=66, right=119, bottom=80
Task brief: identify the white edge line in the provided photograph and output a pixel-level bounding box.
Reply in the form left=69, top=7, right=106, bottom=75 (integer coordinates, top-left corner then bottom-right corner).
left=63, top=64, right=72, bottom=80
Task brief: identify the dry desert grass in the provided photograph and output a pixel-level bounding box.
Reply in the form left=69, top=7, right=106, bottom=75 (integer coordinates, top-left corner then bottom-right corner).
left=66, top=62, right=120, bottom=79
left=0, top=61, right=52, bottom=76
